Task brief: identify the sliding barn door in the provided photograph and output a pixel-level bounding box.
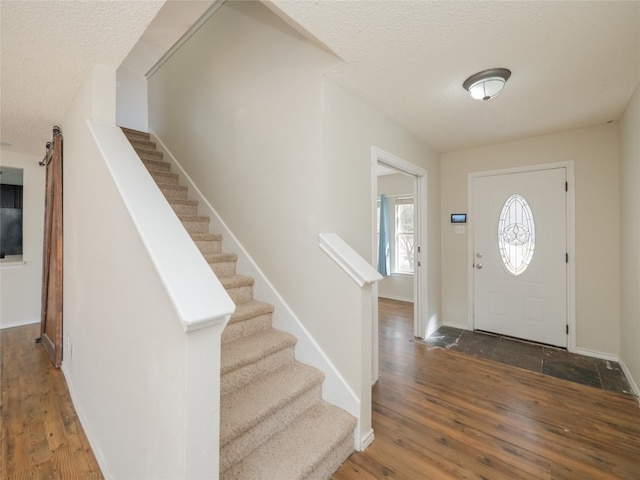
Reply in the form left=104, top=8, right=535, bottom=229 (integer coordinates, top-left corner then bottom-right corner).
left=40, top=127, right=63, bottom=367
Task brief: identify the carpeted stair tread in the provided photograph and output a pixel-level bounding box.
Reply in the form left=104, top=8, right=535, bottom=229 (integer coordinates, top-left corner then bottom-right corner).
left=142, top=158, right=171, bottom=172
left=121, top=127, right=150, bottom=140
left=129, top=138, right=157, bottom=151
left=221, top=328, right=296, bottom=376
left=229, top=299, right=274, bottom=324
left=190, top=232, right=222, bottom=242
left=159, top=184, right=189, bottom=200
left=204, top=252, right=238, bottom=263
left=150, top=171, right=179, bottom=185
left=220, top=362, right=324, bottom=445
left=222, top=402, right=356, bottom=480
left=178, top=214, right=210, bottom=223
left=219, top=274, right=254, bottom=289
left=136, top=148, right=164, bottom=161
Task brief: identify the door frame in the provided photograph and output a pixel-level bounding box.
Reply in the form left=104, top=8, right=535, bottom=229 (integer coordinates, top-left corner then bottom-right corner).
left=467, top=161, right=576, bottom=352
left=371, top=146, right=428, bottom=383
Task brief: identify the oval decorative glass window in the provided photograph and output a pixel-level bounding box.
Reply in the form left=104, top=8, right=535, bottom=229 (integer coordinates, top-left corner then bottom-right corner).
left=497, top=194, right=535, bottom=276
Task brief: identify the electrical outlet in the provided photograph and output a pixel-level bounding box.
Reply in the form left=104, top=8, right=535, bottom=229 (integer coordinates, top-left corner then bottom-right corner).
left=454, top=225, right=466, bottom=235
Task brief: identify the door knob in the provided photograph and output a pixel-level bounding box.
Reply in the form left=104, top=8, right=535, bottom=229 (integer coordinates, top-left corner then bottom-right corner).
left=476, top=263, right=483, bottom=269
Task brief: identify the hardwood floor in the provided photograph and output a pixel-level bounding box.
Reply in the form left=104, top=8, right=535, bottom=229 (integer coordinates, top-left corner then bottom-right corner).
left=3, top=304, right=639, bottom=479
left=1, top=323, right=103, bottom=479
left=333, top=298, right=640, bottom=480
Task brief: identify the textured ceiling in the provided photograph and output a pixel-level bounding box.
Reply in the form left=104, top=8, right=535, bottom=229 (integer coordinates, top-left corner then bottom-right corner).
left=0, top=0, right=164, bottom=156
left=271, top=0, right=640, bottom=152
left=1, top=0, right=638, bottom=157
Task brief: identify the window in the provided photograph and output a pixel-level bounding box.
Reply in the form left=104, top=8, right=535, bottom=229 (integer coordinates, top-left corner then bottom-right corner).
left=0, top=167, right=24, bottom=261
left=376, top=195, right=415, bottom=275
left=498, top=193, right=535, bottom=276
left=394, top=197, right=414, bottom=274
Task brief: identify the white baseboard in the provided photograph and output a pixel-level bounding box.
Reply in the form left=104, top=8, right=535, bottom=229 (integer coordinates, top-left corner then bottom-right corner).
left=150, top=131, right=361, bottom=428
left=574, top=347, right=619, bottom=362
left=61, top=363, right=112, bottom=480
left=358, top=428, right=375, bottom=451
left=0, top=318, right=40, bottom=330
left=378, top=294, right=413, bottom=303
left=618, top=359, right=640, bottom=403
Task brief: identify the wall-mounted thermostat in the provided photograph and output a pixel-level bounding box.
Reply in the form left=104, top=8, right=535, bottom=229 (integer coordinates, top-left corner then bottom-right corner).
left=451, top=213, right=467, bottom=224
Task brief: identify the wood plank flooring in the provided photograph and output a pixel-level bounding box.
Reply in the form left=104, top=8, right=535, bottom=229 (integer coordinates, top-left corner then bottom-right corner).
left=333, top=298, right=640, bottom=480
left=1, top=323, right=103, bottom=479
left=3, top=303, right=639, bottom=479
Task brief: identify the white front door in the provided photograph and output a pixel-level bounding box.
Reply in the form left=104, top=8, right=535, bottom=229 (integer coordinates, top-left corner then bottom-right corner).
left=473, top=167, right=567, bottom=347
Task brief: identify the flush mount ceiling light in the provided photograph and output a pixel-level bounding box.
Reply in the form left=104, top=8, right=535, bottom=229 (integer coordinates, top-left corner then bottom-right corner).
left=463, top=68, right=511, bottom=101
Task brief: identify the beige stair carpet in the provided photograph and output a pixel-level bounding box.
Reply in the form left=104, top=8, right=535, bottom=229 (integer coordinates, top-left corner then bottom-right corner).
left=121, top=127, right=357, bottom=480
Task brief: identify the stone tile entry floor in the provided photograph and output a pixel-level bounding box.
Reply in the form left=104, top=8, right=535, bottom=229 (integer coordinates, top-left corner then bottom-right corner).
left=419, top=326, right=634, bottom=396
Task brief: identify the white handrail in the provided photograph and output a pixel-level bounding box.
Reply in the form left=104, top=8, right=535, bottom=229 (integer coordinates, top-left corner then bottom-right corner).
left=88, top=120, right=235, bottom=331
left=319, top=233, right=382, bottom=287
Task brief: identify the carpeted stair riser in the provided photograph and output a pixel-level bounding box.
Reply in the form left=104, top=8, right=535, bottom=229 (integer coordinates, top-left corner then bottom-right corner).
left=159, top=184, right=189, bottom=200
left=143, top=158, right=171, bottom=173
left=137, top=149, right=165, bottom=162
left=207, top=253, right=238, bottom=278
left=219, top=275, right=254, bottom=304
left=222, top=301, right=274, bottom=344
left=169, top=199, right=199, bottom=216
left=221, top=383, right=323, bottom=473
left=191, top=233, right=223, bottom=254
left=222, top=403, right=356, bottom=480
left=221, top=386, right=323, bottom=473
left=221, top=363, right=325, bottom=445
left=130, top=139, right=157, bottom=152
left=121, top=128, right=150, bottom=142
left=150, top=171, right=179, bottom=186
left=180, top=215, right=210, bottom=234
left=220, top=330, right=297, bottom=395
left=122, top=127, right=356, bottom=480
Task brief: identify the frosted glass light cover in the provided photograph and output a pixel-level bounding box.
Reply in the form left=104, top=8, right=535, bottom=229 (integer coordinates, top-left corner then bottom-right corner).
left=468, top=77, right=505, bottom=100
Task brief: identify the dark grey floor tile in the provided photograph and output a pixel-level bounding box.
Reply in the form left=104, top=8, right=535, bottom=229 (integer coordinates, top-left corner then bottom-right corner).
left=456, top=331, right=499, bottom=360
left=426, top=326, right=463, bottom=349
left=595, top=358, right=634, bottom=394
left=491, top=338, right=543, bottom=373
left=542, top=348, right=602, bottom=388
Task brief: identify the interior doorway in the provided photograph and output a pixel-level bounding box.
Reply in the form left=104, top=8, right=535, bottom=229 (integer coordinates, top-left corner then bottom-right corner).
left=371, top=147, right=427, bottom=383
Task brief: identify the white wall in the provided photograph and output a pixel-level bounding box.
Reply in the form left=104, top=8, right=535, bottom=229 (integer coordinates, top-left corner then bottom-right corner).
left=377, top=173, right=414, bottom=302
left=0, top=152, right=45, bottom=328
left=619, top=85, right=640, bottom=393
left=116, top=64, right=148, bottom=131
left=148, top=0, right=440, bottom=425
left=62, top=65, right=222, bottom=479
left=441, top=125, right=620, bottom=357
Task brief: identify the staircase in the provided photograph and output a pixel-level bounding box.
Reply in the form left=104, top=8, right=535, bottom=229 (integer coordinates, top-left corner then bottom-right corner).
left=121, top=127, right=357, bottom=480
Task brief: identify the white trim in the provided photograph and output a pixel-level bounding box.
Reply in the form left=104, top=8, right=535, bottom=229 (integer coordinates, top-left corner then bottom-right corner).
left=372, top=146, right=428, bottom=339
left=619, top=359, right=640, bottom=402
left=0, top=260, right=25, bottom=268
left=359, top=428, right=375, bottom=451
left=90, top=121, right=235, bottom=332
left=0, top=318, right=39, bottom=330
left=378, top=294, right=414, bottom=303
left=145, top=0, right=226, bottom=79
left=573, top=347, right=619, bottom=362
left=61, top=363, right=113, bottom=480
left=149, top=131, right=363, bottom=445
left=467, top=161, right=576, bottom=350
left=319, top=233, right=382, bottom=287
